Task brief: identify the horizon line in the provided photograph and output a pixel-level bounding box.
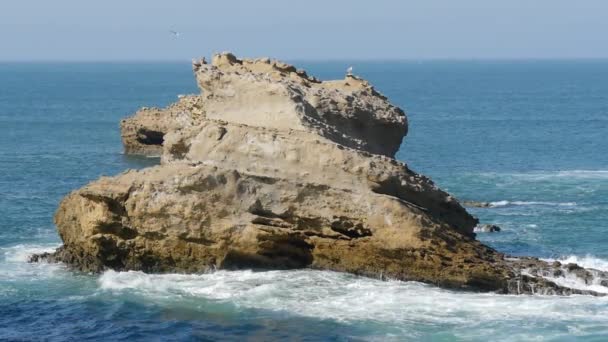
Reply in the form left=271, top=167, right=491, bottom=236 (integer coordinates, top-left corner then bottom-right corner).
left=3, top=56, right=608, bottom=63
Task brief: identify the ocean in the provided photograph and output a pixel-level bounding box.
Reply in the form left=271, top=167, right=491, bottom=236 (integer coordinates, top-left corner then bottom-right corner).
left=1, top=60, right=608, bottom=341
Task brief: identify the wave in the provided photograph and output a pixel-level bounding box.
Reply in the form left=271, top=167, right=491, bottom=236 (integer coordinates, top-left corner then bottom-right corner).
left=544, top=255, right=608, bottom=272
left=533, top=255, right=608, bottom=294
left=479, top=170, right=608, bottom=181
left=489, top=200, right=577, bottom=208
left=3, top=244, right=608, bottom=339
left=97, top=268, right=608, bottom=332
left=0, top=243, right=64, bottom=281
left=549, top=170, right=608, bottom=179
left=1, top=243, right=59, bottom=263
left=1, top=247, right=606, bottom=339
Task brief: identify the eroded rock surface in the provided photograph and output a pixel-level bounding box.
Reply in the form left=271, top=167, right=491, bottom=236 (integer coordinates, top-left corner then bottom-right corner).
left=120, top=95, right=204, bottom=155
left=34, top=53, right=607, bottom=296
left=122, top=53, right=406, bottom=157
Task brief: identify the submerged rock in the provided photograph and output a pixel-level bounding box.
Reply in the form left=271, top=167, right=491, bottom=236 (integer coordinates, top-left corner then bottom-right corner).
left=462, top=200, right=493, bottom=208
left=33, top=53, right=606, bottom=296
left=475, top=224, right=502, bottom=233
left=510, top=257, right=608, bottom=294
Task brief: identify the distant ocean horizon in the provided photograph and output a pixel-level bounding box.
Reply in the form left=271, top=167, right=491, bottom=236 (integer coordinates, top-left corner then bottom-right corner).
left=3, top=57, right=608, bottom=62
left=1, top=60, right=608, bottom=340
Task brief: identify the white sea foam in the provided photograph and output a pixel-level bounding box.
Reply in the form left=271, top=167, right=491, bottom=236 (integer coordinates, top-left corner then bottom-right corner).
left=0, top=245, right=606, bottom=339
left=480, top=170, right=608, bottom=181
left=4, top=244, right=608, bottom=339
left=2, top=243, right=58, bottom=263
left=543, top=274, right=608, bottom=295
left=98, top=268, right=608, bottom=333
left=0, top=243, right=64, bottom=280
left=532, top=255, right=608, bottom=294
left=545, top=255, right=608, bottom=272
left=549, top=170, right=608, bottom=179
left=490, top=200, right=577, bottom=208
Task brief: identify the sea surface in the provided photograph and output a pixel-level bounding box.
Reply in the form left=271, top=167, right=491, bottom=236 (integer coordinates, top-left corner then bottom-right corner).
left=1, top=60, right=608, bottom=341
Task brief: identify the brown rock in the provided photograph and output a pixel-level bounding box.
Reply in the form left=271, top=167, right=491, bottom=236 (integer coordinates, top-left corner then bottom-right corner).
left=120, top=95, right=205, bottom=155
left=122, top=52, right=406, bottom=157
left=33, top=53, right=607, bottom=296
left=162, top=120, right=477, bottom=236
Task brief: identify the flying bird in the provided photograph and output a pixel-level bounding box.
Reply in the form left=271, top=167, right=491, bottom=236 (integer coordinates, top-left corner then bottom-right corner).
left=169, top=30, right=181, bottom=39
left=346, top=66, right=353, bottom=76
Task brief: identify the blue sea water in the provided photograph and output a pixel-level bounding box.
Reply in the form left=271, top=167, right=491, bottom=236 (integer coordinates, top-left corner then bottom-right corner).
left=1, top=60, right=608, bottom=341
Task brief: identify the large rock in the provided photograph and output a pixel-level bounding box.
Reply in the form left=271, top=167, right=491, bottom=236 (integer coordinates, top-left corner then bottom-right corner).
left=44, top=164, right=607, bottom=295
left=34, top=53, right=608, bottom=296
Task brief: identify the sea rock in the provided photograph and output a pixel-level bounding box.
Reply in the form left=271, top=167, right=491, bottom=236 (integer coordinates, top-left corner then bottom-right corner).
left=34, top=53, right=607, bottom=296
left=51, top=165, right=490, bottom=280
left=462, top=200, right=493, bottom=208
left=511, top=257, right=608, bottom=292
left=475, top=224, right=501, bottom=233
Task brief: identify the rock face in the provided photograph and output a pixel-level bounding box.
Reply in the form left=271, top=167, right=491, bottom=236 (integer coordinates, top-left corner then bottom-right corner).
left=120, top=95, right=204, bottom=155
left=121, top=53, right=406, bottom=157
left=36, top=53, right=608, bottom=296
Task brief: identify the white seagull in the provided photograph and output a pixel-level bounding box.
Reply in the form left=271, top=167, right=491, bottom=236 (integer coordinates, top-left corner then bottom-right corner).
left=346, top=66, right=353, bottom=76
left=169, top=30, right=181, bottom=39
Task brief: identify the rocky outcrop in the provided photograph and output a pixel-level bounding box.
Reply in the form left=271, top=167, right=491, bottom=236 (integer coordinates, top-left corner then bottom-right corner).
left=34, top=53, right=608, bottom=296
left=120, top=95, right=204, bottom=155
left=462, top=200, right=493, bottom=208
left=475, top=224, right=501, bottom=233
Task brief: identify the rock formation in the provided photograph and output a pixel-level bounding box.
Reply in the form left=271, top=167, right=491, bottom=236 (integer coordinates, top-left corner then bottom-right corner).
left=462, top=200, right=493, bottom=208
left=475, top=224, right=502, bottom=233
left=34, top=53, right=608, bottom=296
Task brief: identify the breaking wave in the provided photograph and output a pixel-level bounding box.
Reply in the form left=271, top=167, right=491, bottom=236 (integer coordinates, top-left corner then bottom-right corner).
left=535, top=255, right=608, bottom=294
left=3, top=245, right=608, bottom=340
left=0, top=243, right=64, bottom=281
left=545, top=255, right=608, bottom=272
left=98, top=268, right=608, bottom=334
left=1, top=243, right=58, bottom=263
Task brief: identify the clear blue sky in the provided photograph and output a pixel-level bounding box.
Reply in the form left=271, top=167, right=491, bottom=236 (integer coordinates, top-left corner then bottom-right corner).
left=1, top=0, right=607, bottom=61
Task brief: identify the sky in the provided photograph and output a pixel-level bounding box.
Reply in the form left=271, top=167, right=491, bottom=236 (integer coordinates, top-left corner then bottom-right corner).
left=1, top=0, right=607, bottom=61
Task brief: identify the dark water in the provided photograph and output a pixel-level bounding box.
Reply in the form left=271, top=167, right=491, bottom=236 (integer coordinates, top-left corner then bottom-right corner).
left=1, top=61, right=608, bottom=341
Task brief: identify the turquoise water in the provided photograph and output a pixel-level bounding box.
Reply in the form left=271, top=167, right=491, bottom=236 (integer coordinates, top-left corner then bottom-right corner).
left=1, top=61, right=608, bottom=341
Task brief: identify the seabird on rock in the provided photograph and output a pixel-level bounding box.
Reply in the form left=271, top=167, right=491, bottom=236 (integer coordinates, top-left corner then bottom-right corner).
left=346, top=66, right=353, bottom=76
